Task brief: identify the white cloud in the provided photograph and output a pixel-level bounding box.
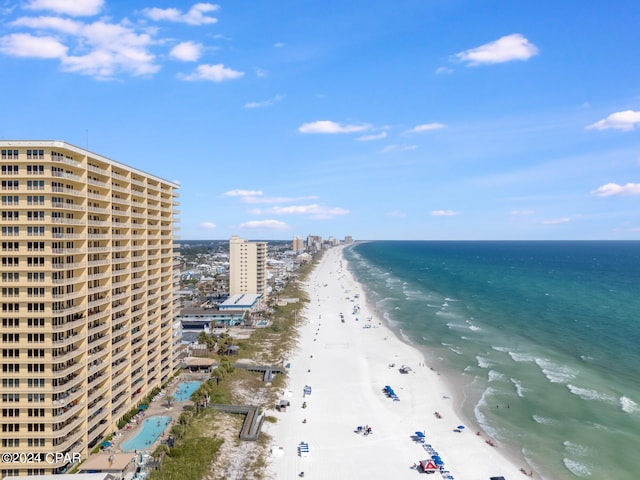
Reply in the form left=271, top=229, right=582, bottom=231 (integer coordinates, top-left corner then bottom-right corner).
left=61, top=21, right=158, bottom=78
left=435, top=66, right=453, bottom=74
left=199, top=221, right=216, bottom=229
left=406, top=123, right=445, bottom=134
left=247, top=208, right=262, bottom=215
left=143, top=3, right=219, bottom=26
left=591, top=182, right=640, bottom=197
left=244, top=94, right=284, bottom=109
left=223, top=189, right=263, bottom=197
left=542, top=217, right=570, bottom=225
left=268, top=204, right=349, bottom=219
left=25, top=0, right=104, bottom=16
left=0, top=33, right=67, bottom=58
left=12, top=16, right=82, bottom=34
left=454, top=33, right=539, bottom=66
left=356, top=131, right=387, bottom=141
left=298, top=120, right=370, bottom=134
left=169, top=41, right=202, bottom=62
left=255, top=68, right=268, bottom=77
left=5, top=16, right=160, bottom=78
left=180, top=63, right=244, bottom=82
left=586, top=110, right=640, bottom=131
left=387, top=210, right=407, bottom=217
left=511, top=210, right=535, bottom=215
left=430, top=210, right=460, bottom=217
left=238, top=219, right=290, bottom=231
left=381, top=144, right=417, bottom=153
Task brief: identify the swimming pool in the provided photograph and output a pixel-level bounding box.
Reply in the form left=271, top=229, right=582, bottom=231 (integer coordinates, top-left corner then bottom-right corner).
left=173, top=381, right=202, bottom=402
left=121, top=416, right=172, bottom=452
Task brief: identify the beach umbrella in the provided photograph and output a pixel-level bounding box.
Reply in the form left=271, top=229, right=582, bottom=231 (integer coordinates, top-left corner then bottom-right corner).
left=415, top=431, right=425, bottom=438
left=457, top=425, right=465, bottom=429
left=139, top=405, right=149, bottom=410
left=102, top=441, right=112, bottom=447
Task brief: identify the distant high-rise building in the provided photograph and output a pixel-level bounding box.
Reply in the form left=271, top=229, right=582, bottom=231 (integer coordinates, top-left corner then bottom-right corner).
left=229, top=236, right=267, bottom=296
left=344, top=236, right=353, bottom=244
left=306, top=235, right=322, bottom=252
left=292, top=236, right=305, bottom=252
left=0, top=140, right=179, bottom=475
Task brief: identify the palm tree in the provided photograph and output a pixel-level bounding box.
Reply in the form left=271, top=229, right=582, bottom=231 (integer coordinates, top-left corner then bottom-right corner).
left=165, top=394, right=175, bottom=408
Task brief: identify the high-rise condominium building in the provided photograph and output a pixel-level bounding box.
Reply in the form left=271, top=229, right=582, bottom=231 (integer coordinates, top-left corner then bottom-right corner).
left=0, top=141, right=179, bottom=476
left=292, top=236, right=305, bottom=252
left=229, top=235, right=267, bottom=297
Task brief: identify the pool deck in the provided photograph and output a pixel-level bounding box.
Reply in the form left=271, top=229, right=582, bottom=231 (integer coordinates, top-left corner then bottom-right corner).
left=105, top=372, right=206, bottom=456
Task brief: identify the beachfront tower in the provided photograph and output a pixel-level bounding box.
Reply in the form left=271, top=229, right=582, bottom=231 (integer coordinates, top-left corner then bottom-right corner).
left=229, top=235, right=267, bottom=297
left=0, top=140, right=179, bottom=476
left=292, top=236, right=305, bottom=252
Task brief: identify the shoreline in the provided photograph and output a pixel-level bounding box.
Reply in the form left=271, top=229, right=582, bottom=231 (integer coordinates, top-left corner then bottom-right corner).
left=265, top=246, right=532, bottom=479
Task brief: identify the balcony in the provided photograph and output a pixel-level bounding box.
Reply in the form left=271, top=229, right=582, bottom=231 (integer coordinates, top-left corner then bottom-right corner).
left=50, top=346, right=87, bottom=364
left=52, top=303, right=86, bottom=316
left=51, top=315, right=86, bottom=332
left=52, top=331, right=87, bottom=348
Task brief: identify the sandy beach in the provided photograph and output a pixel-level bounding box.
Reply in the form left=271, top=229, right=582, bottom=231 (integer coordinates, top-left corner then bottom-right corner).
left=265, top=246, right=530, bottom=480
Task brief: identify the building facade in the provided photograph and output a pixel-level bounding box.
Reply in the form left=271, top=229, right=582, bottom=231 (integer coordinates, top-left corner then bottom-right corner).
left=292, top=236, right=305, bottom=252
left=228, top=236, right=267, bottom=297
left=0, top=141, right=179, bottom=476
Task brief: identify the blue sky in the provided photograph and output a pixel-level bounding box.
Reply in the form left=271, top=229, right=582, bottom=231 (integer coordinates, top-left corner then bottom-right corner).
left=1, top=0, right=639, bottom=240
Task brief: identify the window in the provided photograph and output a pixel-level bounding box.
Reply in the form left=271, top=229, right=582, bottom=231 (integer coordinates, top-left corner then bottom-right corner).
left=2, top=348, right=19, bottom=357
left=27, top=394, right=43, bottom=402
left=27, top=379, right=44, bottom=388
left=1, top=227, right=19, bottom=237
left=27, top=303, right=44, bottom=312
left=26, top=180, right=44, bottom=190
left=1, top=258, right=18, bottom=267
left=27, top=226, right=45, bottom=236
left=1, top=165, right=18, bottom=174
left=26, top=165, right=44, bottom=175
left=27, top=257, right=45, bottom=267
left=1, top=288, right=19, bottom=297
left=1, top=439, right=19, bottom=448
left=27, top=288, right=45, bottom=298
left=2, top=379, right=20, bottom=388
left=27, top=211, right=44, bottom=221
left=1, top=333, right=19, bottom=342
left=1, top=273, right=19, bottom=282
left=2, top=364, right=19, bottom=373
left=1, top=211, right=18, bottom=221
left=2, top=394, right=19, bottom=403
left=1, top=242, right=18, bottom=251
left=27, top=318, right=44, bottom=328
left=1, top=304, right=19, bottom=312
left=27, top=273, right=45, bottom=282
left=2, top=408, right=19, bottom=417
left=1, top=196, right=18, bottom=205
left=27, top=196, right=44, bottom=205
left=26, top=149, right=44, bottom=159
left=27, top=242, right=45, bottom=251
left=1, top=181, right=18, bottom=190
left=1, top=318, right=19, bottom=327
left=28, top=439, right=45, bottom=448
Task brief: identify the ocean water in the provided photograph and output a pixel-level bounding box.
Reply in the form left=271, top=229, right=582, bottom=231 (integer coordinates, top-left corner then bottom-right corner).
left=344, top=241, right=640, bottom=480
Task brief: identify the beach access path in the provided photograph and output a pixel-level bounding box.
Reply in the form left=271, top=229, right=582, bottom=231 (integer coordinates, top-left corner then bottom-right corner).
left=264, top=246, right=530, bottom=480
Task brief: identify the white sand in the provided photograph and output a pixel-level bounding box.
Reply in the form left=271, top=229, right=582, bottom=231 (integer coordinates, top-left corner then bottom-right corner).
left=265, top=246, right=530, bottom=480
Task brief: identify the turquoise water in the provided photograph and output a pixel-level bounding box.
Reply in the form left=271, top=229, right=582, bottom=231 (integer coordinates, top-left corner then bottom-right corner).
left=174, top=381, right=202, bottom=402
left=121, top=416, right=172, bottom=452
left=345, top=241, right=640, bottom=480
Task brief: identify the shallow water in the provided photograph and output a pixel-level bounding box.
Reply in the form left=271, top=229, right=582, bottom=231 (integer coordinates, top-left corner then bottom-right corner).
left=345, top=241, right=640, bottom=480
